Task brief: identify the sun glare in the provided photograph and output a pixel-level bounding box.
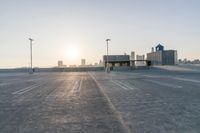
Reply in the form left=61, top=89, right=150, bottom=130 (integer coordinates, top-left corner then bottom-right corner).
left=65, top=45, right=79, bottom=60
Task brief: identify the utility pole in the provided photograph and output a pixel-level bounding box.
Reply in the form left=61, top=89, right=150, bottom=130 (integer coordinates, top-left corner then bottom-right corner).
left=106, top=39, right=111, bottom=73
left=29, top=38, right=34, bottom=74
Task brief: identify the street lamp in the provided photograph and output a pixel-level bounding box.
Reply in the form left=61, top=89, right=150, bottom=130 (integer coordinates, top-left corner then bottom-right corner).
left=28, top=38, right=34, bottom=74
left=106, top=39, right=111, bottom=73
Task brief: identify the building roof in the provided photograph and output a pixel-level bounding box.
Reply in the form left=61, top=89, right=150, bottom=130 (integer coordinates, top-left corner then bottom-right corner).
left=156, top=44, right=164, bottom=51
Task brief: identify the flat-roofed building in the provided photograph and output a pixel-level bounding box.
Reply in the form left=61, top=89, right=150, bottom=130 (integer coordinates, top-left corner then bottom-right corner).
left=147, top=51, right=162, bottom=65
left=136, top=55, right=145, bottom=65
left=147, top=44, right=178, bottom=65
left=103, top=55, right=130, bottom=68
left=162, top=50, right=178, bottom=65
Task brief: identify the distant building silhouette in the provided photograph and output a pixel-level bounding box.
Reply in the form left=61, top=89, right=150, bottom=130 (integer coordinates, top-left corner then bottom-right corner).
left=81, top=59, right=86, bottom=66
left=58, top=60, right=63, bottom=67
left=99, top=60, right=103, bottom=66
left=179, top=58, right=200, bottom=64
left=57, top=60, right=66, bottom=68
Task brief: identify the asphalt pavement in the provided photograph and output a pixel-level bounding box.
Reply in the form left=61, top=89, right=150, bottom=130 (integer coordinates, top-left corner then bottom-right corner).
left=0, top=69, right=200, bottom=133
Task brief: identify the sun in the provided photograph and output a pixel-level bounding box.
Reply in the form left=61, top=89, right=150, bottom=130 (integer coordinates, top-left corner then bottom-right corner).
left=65, top=45, right=79, bottom=60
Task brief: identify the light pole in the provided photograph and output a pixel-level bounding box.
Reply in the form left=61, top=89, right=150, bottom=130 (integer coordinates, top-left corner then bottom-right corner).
left=29, top=38, right=34, bottom=74
left=106, top=39, right=111, bottom=73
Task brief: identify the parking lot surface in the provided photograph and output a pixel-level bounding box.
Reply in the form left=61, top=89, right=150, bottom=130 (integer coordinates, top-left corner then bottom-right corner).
left=0, top=69, right=200, bottom=133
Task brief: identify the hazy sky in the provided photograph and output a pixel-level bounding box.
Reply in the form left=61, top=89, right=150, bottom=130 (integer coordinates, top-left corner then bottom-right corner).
left=0, top=0, right=200, bottom=68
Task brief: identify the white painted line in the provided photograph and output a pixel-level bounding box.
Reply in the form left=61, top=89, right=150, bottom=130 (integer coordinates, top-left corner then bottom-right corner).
left=116, top=80, right=137, bottom=90
left=12, top=82, right=45, bottom=95
left=89, top=73, right=132, bottom=133
left=28, top=78, right=42, bottom=82
left=111, top=80, right=128, bottom=90
left=12, top=84, right=38, bottom=94
left=68, top=80, right=79, bottom=95
left=72, top=81, right=79, bottom=91
left=15, top=84, right=42, bottom=95
left=173, top=77, right=200, bottom=83
left=78, top=77, right=83, bottom=91
left=143, top=74, right=161, bottom=78
left=144, top=79, right=182, bottom=88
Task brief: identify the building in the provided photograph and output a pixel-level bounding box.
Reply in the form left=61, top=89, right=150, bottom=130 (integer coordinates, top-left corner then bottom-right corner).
left=99, top=60, right=103, bottom=66
left=94, top=62, right=98, bottom=66
left=58, top=60, right=63, bottom=67
left=103, top=55, right=130, bottom=68
left=136, top=55, right=145, bottom=65
left=130, top=52, right=135, bottom=67
left=156, top=44, right=164, bottom=51
left=147, top=44, right=178, bottom=65
left=81, top=59, right=86, bottom=66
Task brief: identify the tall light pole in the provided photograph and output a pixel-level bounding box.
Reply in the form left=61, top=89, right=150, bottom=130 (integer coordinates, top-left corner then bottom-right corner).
left=29, top=38, right=34, bottom=74
left=106, top=39, right=111, bottom=73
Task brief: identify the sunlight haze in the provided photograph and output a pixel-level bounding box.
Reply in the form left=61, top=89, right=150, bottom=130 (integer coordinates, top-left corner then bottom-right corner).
left=0, top=0, right=200, bottom=68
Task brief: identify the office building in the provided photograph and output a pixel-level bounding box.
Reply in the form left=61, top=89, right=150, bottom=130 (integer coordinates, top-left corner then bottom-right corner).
left=147, top=44, right=178, bottom=65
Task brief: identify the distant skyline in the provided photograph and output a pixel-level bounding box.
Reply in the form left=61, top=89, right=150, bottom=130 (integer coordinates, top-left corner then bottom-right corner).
left=1, top=0, right=200, bottom=68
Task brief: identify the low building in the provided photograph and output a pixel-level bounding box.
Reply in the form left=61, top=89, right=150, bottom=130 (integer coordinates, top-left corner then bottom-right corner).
left=147, top=44, right=178, bottom=65
left=136, top=55, right=145, bottom=65
left=103, top=55, right=130, bottom=68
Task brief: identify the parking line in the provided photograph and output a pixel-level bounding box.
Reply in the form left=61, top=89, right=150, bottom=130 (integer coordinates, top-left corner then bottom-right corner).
left=73, top=81, right=79, bottom=90
left=16, top=84, right=42, bottom=95
left=111, top=80, right=129, bottom=90
left=116, top=80, right=138, bottom=90
left=173, top=77, right=200, bottom=83
left=142, top=74, right=162, bottom=78
left=89, top=73, right=132, bottom=133
left=12, top=83, right=44, bottom=95
left=144, top=79, right=182, bottom=88
left=68, top=80, right=79, bottom=96
left=12, top=84, right=38, bottom=95
left=78, top=77, right=83, bottom=91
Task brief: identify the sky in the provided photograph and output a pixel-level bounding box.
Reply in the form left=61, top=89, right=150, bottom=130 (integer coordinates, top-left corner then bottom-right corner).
left=0, top=0, right=200, bottom=68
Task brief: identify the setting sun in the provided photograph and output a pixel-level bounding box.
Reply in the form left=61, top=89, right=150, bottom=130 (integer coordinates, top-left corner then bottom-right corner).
left=65, top=45, right=80, bottom=60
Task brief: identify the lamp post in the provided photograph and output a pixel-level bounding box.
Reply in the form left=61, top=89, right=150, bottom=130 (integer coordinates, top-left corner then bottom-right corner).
left=29, top=38, right=34, bottom=74
left=106, top=39, right=111, bottom=73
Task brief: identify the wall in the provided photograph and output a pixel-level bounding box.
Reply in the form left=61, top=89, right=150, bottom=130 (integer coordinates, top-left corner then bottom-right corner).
left=147, top=51, right=162, bottom=65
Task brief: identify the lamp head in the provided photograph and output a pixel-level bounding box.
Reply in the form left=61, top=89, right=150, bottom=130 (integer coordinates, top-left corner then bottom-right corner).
left=29, top=38, right=34, bottom=41
left=106, top=39, right=111, bottom=42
